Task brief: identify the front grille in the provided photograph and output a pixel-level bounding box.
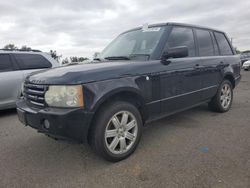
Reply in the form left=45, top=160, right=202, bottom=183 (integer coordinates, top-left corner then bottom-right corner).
left=23, top=82, right=47, bottom=108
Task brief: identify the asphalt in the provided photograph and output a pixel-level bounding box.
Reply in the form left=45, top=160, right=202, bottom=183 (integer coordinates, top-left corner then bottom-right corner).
left=0, top=71, right=249, bottom=188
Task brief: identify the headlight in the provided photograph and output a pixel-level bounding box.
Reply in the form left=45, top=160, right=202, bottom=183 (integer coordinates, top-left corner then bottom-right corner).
left=45, top=85, right=84, bottom=107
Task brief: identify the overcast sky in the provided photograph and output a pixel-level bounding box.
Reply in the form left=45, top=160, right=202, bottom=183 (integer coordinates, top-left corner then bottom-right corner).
left=0, top=0, right=249, bottom=59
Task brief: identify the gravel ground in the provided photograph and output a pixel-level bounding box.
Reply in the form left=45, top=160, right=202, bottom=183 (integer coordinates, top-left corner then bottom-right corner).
left=0, top=71, right=249, bottom=188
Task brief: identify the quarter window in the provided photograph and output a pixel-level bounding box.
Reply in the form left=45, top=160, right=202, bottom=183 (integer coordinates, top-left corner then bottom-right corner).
left=211, top=33, right=220, bottom=55
left=214, top=32, right=233, bottom=55
left=14, top=54, right=52, bottom=70
left=166, top=27, right=196, bottom=57
left=196, top=29, right=214, bottom=56
left=0, top=54, right=13, bottom=72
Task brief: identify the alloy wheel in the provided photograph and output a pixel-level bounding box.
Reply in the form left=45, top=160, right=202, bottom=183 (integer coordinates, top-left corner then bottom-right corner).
left=220, top=83, right=232, bottom=109
left=105, top=111, right=138, bottom=155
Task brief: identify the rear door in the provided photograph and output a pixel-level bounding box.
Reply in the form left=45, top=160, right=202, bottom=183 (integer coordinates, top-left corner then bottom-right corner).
left=0, top=54, right=23, bottom=108
left=194, top=29, right=223, bottom=101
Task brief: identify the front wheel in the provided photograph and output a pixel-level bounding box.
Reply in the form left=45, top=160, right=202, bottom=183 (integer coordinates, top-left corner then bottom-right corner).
left=89, top=101, right=142, bottom=162
left=209, top=80, right=233, bottom=112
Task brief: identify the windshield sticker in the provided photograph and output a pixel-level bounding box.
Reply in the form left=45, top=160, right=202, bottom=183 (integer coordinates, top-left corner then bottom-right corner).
left=142, top=27, right=161, bottom=32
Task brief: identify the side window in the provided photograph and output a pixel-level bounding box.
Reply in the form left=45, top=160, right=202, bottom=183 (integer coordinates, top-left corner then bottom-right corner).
left=214, top=32, right=233, bottom=55
left=14, top=54, right=52, bottom=70
left=196, top=29, right=214, bottom=56
left=0, top=54, right=13, bottom=72
left=166, top=27, right=196, bottom=57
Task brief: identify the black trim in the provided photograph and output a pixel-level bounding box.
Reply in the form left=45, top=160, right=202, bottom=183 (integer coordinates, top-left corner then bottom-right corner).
left=146, top=99, right=210, bottom=124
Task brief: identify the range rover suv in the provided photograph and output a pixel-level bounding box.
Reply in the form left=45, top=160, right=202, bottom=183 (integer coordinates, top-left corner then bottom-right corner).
left=0, top=50, right=58, bottom=110
left=16, top=23, right=241, bottom=162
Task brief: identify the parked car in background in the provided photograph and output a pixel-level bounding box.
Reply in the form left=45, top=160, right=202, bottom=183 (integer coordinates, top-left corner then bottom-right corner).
left=242, top=60, right=250, bottom=70
left=17, top=23, right=241, bottom=161
left=0, top=50, right=58, bottom=110
left=240, top=52, right=250, bottom=65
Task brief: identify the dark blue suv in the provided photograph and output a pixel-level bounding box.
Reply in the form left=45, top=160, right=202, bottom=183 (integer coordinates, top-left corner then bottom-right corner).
left=17, top=23, right=241, bottom=161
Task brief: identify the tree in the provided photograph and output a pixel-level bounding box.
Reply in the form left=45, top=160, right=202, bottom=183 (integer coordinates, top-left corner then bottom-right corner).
left=70, top=56, right=89, bottom=63
left=78, top=57, right=89, bottom=62
left=20, top=45, right=32, bottom=51
left=93, top=52, right=100, bottom=59
left=234, top=47, right=241, bottom=54
left=49, top=50, right=61, bottom=61
left=61, top=58, right=69, bottom=65
left=3, top=44, right=18, bottom=50
left=70, top=56, right=78, bottom=63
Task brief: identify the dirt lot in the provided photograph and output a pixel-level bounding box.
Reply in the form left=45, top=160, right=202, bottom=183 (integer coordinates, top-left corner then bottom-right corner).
left=0, top=71, right=249, bottom=188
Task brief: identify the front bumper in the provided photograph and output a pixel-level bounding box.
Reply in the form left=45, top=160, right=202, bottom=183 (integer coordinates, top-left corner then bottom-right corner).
left=16, top=99, right=94, bottom=142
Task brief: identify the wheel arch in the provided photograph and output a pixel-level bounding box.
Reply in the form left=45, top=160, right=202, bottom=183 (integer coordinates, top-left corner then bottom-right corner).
left=92, top=87, right=147, bottom=121
left=87, top=88, right=148, bottom=143
left=223, top=73, right=235, bottom=88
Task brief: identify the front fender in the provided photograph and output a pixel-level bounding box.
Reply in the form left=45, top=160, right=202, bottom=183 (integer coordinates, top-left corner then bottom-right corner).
left=83, top=76, right=150, bottom=112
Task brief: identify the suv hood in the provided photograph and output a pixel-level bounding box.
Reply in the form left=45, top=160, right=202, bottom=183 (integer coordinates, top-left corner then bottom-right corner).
left=27, top=61, right=152, bottom=85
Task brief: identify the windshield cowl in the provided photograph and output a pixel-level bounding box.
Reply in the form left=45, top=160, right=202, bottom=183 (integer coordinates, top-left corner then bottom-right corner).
left=104, top=56, right=130, bottom=60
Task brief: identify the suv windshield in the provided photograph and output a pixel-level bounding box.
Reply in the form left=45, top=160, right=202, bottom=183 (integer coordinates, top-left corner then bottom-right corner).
left=99, top=26, right=165, bottom=60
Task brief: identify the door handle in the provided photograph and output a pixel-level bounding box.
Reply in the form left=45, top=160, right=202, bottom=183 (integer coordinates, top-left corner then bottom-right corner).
left=194, top=64, right=204, bottom=69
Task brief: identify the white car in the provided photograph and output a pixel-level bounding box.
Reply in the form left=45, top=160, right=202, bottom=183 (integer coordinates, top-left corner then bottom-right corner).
left=0, top=50, right=59, bottom=110
left=242, top=60, right=250, bottom=70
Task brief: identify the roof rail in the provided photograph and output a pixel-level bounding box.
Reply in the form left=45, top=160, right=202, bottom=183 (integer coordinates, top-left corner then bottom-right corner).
left=0, top=49, right=42, bottom=52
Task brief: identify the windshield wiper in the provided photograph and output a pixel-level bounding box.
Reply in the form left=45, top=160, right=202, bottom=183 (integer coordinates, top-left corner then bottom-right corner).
left=104, top=56, right=130, bottom=60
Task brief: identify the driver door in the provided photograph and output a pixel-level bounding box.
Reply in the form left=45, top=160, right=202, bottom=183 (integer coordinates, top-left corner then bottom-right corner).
left=160, top=26, right=203, bottom=115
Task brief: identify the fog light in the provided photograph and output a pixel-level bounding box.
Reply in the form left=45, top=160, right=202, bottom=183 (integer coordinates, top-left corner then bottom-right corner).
left=44, top=119, right=50, bottom=129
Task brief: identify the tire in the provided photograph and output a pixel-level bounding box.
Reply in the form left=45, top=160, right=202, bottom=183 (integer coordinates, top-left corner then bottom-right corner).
left=209, top=80, right=233, bottom=113
left=244, top=68, right=249, bottom=71
left=89, top=101, right=142, bottom=162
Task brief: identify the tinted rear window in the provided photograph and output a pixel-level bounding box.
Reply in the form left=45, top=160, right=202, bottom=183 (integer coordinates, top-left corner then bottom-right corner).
left=0, top=54, right=13, bottom=72
left=14, top=54, right=52, bottom=69
left=166, top=27, right=196, bottom=57
left=214, top=32, right=233, bottom=55
left=196, top=29, right=214, bottom=56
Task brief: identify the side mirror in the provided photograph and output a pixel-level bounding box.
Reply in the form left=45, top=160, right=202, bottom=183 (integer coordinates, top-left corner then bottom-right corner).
left=161, top=46, right=188, bottom=64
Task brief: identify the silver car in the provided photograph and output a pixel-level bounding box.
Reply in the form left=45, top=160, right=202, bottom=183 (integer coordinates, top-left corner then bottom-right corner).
left=242, top=60, right=250, bottom=71
left=0, top=50, right=58, bottom=110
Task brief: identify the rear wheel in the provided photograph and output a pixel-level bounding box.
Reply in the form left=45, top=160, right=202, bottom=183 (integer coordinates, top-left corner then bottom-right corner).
left=89, top=101, right=142, bottom=162
left=209, top=80, right=233, bottom=112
